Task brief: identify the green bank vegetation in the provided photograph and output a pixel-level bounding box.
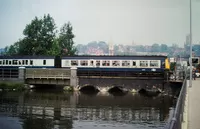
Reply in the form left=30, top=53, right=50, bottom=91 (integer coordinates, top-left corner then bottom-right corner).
left=0, top=82, right=25, bottom=91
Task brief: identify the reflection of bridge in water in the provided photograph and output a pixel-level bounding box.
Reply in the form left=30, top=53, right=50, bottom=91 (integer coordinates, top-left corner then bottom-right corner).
left=0, top=91, right=175, bottom=129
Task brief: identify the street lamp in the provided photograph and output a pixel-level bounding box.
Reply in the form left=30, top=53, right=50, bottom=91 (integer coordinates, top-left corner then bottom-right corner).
left=189, top=0, right=193, bottom=87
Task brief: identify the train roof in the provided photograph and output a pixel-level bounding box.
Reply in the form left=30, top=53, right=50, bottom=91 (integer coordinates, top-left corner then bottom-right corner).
left=61, top=55, right=167, bottom=60
left=0, top=55, right=55, bottom=59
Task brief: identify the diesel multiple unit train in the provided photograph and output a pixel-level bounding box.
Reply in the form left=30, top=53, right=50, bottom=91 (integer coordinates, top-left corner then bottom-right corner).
left=0, top=55, right=170, bottom=72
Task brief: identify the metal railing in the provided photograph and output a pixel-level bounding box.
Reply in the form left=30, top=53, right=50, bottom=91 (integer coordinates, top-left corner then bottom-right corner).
left=166, top=73, right=188, bottom=129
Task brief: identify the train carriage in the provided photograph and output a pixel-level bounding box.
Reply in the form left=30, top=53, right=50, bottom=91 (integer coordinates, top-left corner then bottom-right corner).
left=61, top=55, right=169, bottom=76
left=0, top=56, right=55, bottom=68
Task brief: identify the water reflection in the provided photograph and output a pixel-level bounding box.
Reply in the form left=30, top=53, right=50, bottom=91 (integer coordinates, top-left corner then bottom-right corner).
left=0, top=91, right=175, bottom=129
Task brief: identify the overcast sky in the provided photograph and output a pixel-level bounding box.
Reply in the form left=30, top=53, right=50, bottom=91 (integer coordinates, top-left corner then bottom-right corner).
left=0, top=0, right=200, bottom=48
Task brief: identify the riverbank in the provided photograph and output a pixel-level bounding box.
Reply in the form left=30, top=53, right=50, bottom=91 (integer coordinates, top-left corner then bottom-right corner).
left=0, top=81, right=25, bottom=91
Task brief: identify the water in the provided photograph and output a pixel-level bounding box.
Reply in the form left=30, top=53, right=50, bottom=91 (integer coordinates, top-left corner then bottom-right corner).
left=0, top=91, right=176, bottom=129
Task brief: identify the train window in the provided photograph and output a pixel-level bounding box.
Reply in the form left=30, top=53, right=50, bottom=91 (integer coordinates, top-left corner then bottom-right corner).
left=65, top=60, right=70, bottom=66
left=80, top=60, right=88, bottom=66
left=122, top=61, right=130, bottom=66
left=30, top=60, right=33, bottom=65
left=22, top=60, right=25, bottom=65
left=90, top=60, right=94, bottom=66
left=133, top=61, right=136, bottom=66
left=71, top=60, right=78, bottom=66
left=25, top=60, right=28, bottom=65
left=140, top=61, right=148, bottom=67
left=43, top=60, right=46, bottom=65
left=3, top=60, right=5, bottom=65
left=18, top=60, right=21, bottom=65
left=9, top=61, right=12, bottom=65
left=0, top=60, right=2, bottom=65
left=150, top=61, right=158, bottom=67
left=6, top=60, right=8, bottom=65
left=96, top=60, right=100, bottom=66
left=112, top=60, right=120, bottom=66
left=102, top=60, right=110, bottom=66
left=13, top=60, right=18, bottom=65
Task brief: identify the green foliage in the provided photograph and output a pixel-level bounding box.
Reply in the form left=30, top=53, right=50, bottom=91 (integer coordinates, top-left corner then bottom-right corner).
left=5, top=14, right=76, bottom=56
left=170, top=62, right=176, bottom=71
left=58, top=22, right=77, bottom=56
left=151, top=43, right=160, bottom=52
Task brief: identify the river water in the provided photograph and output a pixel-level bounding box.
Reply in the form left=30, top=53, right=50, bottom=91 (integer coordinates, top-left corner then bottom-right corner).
left=0, top=90, right=176, bottom=129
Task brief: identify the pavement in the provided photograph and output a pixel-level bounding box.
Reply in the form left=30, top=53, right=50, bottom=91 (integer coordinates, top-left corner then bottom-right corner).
left=188, top=78, right=200, bottom=129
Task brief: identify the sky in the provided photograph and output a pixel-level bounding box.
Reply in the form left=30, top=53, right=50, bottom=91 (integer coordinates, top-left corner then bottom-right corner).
left=0, top=0, right=200, bottom=48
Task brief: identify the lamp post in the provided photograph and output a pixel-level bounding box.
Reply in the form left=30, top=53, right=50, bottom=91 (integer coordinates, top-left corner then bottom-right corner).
left=189, top=0, right=193, bottom=87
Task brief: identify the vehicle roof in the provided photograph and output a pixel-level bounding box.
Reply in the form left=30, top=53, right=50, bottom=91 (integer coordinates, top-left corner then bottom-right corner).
left=62, top=55, right=167, bottom=60
left=0, top=56, right=55, bottom=59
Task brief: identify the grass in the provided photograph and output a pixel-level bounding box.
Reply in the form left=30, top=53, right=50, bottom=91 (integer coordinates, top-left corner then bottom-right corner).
left=0, top=82, right=25, bottom=91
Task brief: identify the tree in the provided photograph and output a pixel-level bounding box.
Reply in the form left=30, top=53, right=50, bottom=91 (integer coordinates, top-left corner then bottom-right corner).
left=58, top=22, right=77, bottom=56
left=151, top=43, right=160, bottom=52
left=5, top=14, right=57, bottom=56
left=160, top=44, right=168, bottom=52
left=23, top=14, right=56, bottom=55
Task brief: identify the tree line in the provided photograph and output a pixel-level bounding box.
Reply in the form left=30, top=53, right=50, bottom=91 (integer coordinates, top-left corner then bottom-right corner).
left=4, top=14, right=77, bottom=56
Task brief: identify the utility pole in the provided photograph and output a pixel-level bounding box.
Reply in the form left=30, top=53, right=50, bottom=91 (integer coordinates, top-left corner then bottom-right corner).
left=189, top=0, right=193, bottom=87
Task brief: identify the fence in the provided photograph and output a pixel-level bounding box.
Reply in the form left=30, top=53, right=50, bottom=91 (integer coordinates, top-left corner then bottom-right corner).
left=166, top=73, right=188, bottom=129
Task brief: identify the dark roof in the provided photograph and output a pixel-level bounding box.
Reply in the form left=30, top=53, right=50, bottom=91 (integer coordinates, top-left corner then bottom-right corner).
left=0, top=55, right=55, bottom=59
left=62, top=55, right=167, bottom=60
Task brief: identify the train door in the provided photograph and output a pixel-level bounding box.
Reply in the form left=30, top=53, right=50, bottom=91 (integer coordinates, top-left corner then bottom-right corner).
left=55, top=56, right=61, bottom=68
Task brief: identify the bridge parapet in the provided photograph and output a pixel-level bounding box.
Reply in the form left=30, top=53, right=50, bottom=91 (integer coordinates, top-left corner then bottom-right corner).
left=25, top=68, right=71, bottom=79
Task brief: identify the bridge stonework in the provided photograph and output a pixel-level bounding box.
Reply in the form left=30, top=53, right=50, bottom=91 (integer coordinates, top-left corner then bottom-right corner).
left=25, top=68, right=77, bottom=87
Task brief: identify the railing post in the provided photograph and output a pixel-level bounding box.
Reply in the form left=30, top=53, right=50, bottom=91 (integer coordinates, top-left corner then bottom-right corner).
left=18, top=67, right=25, bottom=83
left=70, top=67, right=77, bottom=87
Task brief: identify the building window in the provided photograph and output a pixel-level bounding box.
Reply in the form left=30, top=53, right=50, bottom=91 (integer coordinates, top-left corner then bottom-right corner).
left=140, top=61, right=148, bottom=67
left=122, top=60, right=130, bottom=66
left=150, top=61, right=159, bottom=67
left=71, top=60, right=78, bottom=66
left=80, top=60, right=88, bottom=66
left=43, top=60, right=46, bottom=65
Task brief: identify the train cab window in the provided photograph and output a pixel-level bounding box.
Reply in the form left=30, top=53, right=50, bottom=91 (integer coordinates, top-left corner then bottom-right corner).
left=96, top=60, right=100, bottom=66
left=43, top=60, right=46, bottom=65
left=122, top=61, right=130, bottom=66
left=140, top=61, right=148, bottom=67
left=112, top=60, right=120, bottom=66
left=150, top=61, right=158, bottom=67
left=80, top=60, right=88, bottom=66
left=71, top=60, right=78, bottom=66
left=30, top=60, right=33, bottom=65
left=102, top=60, right=110, bottom=66
left=9, top=61, right=12, bottom=65
left=133, top=61, right=136, bottom=66
left=6, top=60, right=8, bottom=65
